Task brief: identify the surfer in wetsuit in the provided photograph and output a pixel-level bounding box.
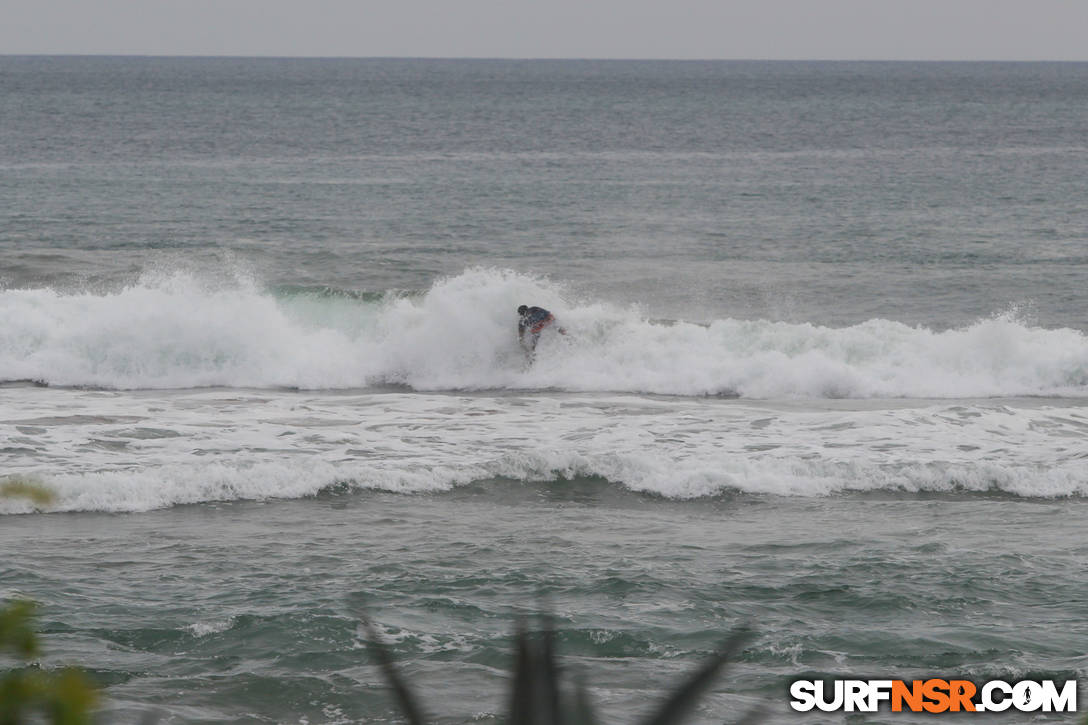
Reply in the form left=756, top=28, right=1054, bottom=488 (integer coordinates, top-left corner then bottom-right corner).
left=517, top=304, right=566, bottom=357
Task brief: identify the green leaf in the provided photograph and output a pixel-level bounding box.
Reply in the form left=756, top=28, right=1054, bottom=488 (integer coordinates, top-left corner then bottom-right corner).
left=0, top=600, right=40, bottom=659
left=0, top=477, right=55, bottom=507
left=358, top=612, right=429, bottom=725
left=638, top=627, right=754, bottom=725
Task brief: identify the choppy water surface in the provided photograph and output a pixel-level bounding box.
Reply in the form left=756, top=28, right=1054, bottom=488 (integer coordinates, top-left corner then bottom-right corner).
left=6, top=488, right=1088, bottom=724
left=3, top=58, right=1088, bottom=722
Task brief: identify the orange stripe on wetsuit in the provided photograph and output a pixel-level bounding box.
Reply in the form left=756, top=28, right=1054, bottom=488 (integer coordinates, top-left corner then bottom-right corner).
left=530, top=314, right=555, bottom=334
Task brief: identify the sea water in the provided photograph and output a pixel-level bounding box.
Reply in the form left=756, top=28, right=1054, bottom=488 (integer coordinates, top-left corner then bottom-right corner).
left=2, top=57, right=1088, bottom=723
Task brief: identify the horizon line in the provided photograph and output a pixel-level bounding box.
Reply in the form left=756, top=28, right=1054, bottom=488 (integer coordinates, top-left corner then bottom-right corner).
left=3, top=53, right=1088, bottom=64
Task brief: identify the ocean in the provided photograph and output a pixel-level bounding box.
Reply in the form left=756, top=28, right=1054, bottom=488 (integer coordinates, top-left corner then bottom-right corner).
left=2, top=56, right=1088, bottom=723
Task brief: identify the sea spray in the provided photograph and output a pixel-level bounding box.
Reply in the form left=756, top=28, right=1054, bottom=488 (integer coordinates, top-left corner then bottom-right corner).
left=2, top=267, right=1087, bottom=397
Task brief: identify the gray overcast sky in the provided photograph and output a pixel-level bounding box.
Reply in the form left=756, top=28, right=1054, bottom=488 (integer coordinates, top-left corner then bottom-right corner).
left=2, top=0, right=1087, bottom=61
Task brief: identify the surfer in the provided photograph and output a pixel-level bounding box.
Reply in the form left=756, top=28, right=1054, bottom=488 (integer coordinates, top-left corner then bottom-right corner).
left=517, top=304, right=566, bottom=356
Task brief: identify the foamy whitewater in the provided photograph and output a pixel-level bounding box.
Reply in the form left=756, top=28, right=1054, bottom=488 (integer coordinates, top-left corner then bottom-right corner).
left=4, top=268, right=1087, bottom=397
left=4, top=58, right=1088, bottom=724
left=5, top=267, right=1088, bottom=515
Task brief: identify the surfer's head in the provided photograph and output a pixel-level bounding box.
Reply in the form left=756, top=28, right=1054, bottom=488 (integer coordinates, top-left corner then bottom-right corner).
left=517, top=305, right=528, bottom=315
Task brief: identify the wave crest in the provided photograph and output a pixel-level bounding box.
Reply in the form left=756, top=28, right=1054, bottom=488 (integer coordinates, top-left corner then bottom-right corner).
left=2, top=267, right=1087, bottom=397
left=4, top=454, right=1087, bottom=514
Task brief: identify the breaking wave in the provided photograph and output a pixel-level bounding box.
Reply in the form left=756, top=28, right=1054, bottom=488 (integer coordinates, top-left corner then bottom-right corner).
left=2, top=267, right=1087, bottom=398
left=4, top=453, right=1088, bottom=514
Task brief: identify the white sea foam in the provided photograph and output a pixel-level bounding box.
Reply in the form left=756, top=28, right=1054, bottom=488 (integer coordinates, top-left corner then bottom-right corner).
left=4, top=439, right=1088, bottom=513
left=3, top=386, right=1088, bottom=512
left=4, top=268, right=1088, bottom=512
left=2, top=267, right=1087, bottom=397
left=186, top=617, right=237, bottom=637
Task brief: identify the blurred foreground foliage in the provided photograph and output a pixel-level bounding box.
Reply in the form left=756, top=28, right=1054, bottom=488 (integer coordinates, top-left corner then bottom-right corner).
left=3, top=476, right=758, bottom=723
left=2, top=482, right=95, bottom=722
left=362, top=613, right=763, bottom=725
left=0, top=477, right=55, bottom=508
left=0, top=599, right=98, bottom=725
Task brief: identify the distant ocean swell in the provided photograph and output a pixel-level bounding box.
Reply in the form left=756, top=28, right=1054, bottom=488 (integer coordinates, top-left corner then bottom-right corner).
left=2, top=267, right=1087, bottom=397
left=5, top=453, right=1088, bottom=514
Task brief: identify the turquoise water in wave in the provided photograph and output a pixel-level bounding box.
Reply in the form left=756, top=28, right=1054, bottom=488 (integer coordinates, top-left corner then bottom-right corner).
left=3, top=58, right=1088, bottom=723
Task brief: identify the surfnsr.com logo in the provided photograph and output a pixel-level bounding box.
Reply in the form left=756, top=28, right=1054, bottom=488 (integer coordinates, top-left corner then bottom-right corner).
left=790, top=679, right=1077, bottom=713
